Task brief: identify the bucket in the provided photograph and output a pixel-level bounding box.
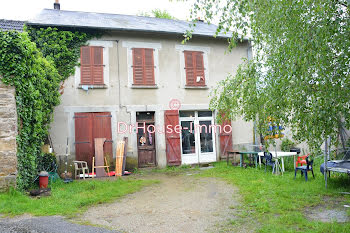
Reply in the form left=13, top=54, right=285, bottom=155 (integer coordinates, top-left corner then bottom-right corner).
left=39, top=171, right=49, bottom=188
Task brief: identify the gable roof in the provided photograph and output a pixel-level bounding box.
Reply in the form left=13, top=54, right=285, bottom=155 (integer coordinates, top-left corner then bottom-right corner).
left=28, top=9, right=239, bottom=40
left=0, top=19, right=25, bottom=32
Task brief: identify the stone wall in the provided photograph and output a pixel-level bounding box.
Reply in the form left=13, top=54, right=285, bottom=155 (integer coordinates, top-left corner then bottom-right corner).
left=0, top=80, right=17, bottom=191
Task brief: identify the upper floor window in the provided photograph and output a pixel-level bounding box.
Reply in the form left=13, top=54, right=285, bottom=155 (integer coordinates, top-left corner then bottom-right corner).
left=132, top=48, right=155, bottom=86
left=80, top=46, right=104, bottom=85
left=184, top=50, right=206, bottom=86
left=175, top=45, right=210, bottom=89
left=123, top=41, right=161, bottom=88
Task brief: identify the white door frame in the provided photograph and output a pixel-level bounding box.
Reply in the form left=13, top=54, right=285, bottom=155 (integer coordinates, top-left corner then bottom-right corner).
left=179, top=111, right=216, bottom=165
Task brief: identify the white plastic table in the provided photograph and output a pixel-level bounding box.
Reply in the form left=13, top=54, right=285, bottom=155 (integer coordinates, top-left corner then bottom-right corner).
left=258, top=151, right=297, bottom=173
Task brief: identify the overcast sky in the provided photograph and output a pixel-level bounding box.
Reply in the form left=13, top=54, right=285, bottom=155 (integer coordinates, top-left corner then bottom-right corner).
left=0, top=0, right=193, bottom=21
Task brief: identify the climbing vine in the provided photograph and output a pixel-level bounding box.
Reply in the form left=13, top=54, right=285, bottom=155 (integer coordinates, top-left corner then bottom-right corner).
left=0, top=27, right=96, bottom=190
left=26, top=26, right=96, bottom=81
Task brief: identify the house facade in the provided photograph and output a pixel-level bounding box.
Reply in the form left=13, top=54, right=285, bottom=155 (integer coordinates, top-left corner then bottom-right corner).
left=29, top=9, right=254, bottom=169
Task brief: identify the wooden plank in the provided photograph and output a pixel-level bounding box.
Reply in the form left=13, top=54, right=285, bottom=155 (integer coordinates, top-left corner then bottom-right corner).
left=122, top=137, right=128, bottom=175
left=92, top=112, right=113, bottom=164
left=115, top=141, right=125, bottom=176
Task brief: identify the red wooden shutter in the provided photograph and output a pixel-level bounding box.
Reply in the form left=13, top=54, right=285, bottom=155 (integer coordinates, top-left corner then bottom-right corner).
left=164, top=110, right=181, bottom=165
left=92, top=47, right=104, bottom=84
left=194, top=52, right=205, bottom=86
left=184, top=51, right=206, bottom=86
left=80, top=46, right=104, bottom=85
left=184, top=51, right=195, bottom=86
left=133, top=48, right=144, bottom=85
left=92, top=112, right=113, bottom=163
left=74, top=112, right=93, bottom=168
left=133, top=48, right=155, bottom=85
left=80, top=46, right=92, bottom=85
left=219, top=119, right=233, bottom=159
left=144, top=48, right=155, bottom=85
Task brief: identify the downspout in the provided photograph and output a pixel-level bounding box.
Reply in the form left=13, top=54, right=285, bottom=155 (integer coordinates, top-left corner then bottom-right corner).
left=116, top=40, right=121, bottom=109
left=115, top=40, right=133, bottom=136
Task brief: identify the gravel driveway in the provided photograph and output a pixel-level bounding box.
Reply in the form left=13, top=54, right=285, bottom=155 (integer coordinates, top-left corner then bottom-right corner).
left=81, top=173, right=239, bottom=233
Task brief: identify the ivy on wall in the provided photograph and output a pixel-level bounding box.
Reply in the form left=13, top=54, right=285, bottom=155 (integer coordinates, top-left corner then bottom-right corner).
left=0, top=27, right=96, bottom=190
left=26, top=27, right=96, bottom=80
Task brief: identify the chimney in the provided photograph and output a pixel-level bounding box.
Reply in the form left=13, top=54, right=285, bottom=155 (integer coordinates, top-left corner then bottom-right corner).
left=54, top=0, right=60, bottom=10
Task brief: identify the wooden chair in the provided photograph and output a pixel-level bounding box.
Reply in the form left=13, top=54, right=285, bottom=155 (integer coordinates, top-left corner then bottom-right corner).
left=92, top=156, right=110, bottom=178
left=73, top=161, right=89, bottom=179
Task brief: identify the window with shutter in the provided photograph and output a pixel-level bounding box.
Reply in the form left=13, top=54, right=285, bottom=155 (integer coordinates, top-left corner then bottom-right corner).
left=184, top=51, right=206, bottom=86
left=132, top=48, right=155, bottom=85
left=80, top=46, right=104, bottom=85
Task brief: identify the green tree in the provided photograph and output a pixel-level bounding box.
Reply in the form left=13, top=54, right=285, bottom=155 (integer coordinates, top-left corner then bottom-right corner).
left=138, top=8, right=176, bottom=19
left=189, top=0, right=350, bottom=152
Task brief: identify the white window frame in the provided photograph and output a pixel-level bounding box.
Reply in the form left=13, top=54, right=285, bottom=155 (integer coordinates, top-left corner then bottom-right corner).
left=122, top=41, right=161, bottom=88
left=175, top=45, right=210, bottom=89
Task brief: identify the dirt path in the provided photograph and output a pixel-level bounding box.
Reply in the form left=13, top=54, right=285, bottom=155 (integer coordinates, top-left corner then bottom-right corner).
left=81, top=173, right=240, bottom=233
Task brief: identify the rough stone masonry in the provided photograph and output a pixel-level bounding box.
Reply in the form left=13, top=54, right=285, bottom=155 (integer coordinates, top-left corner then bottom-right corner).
left=0, top=80, right=17, bottom=191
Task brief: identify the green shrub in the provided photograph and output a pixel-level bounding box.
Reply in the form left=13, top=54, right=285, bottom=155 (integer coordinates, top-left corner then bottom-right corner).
left=281, top=138, right=295, bottom=152
left=37, top=153, right=57, bottom=172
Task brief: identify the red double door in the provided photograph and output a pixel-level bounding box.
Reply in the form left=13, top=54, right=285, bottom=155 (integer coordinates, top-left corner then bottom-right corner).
left=74, top=112, right=113, bottom=169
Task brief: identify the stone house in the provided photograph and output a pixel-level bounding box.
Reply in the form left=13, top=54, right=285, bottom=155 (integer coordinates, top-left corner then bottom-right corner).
left=28, top=8, right=255, bottom=170
left=0, top=19, right=25, bottom=190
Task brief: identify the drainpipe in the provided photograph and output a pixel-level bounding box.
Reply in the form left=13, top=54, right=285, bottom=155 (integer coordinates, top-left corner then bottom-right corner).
left=116, top=40, right=121, bottom=109
left=54, top=0, right=60, bottom=10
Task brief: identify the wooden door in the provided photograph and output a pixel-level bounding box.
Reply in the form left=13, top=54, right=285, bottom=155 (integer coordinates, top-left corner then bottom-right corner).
left=219, top=119, right=233, bottom=159
left=164, top=110, right=181, bottom=165
left=74, top=112, right=93, bottom=168
left=92, top=112, right=113, bottom=165
left=74, top=112, right=112, bottom=169
left=137, top=120, right=156, bottom=167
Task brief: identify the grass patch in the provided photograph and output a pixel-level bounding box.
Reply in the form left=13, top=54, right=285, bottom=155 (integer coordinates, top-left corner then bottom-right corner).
left=0, top=178, right=157, bottom=217
left=199, top=162, right=350, bottom=232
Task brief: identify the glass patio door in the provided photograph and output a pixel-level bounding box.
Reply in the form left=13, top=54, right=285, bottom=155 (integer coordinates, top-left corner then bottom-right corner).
left=180, top=111, right=216, bottom=164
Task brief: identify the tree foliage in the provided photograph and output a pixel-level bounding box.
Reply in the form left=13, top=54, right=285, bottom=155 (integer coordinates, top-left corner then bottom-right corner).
left=190, top=0, right=350, bottom=152
left=26, top=26, right=95, bottom=81
left=139, top=8, right=177, bottom=19
left=0, top=27, right=94, bottom=190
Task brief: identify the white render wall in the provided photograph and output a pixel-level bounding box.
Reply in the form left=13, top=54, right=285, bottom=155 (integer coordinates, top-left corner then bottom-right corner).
left=49, top=32, right=253, bottom=168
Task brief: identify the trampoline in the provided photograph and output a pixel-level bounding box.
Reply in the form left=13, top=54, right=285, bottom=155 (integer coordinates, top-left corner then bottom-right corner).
left=321, top=149, right=350, bottom=184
